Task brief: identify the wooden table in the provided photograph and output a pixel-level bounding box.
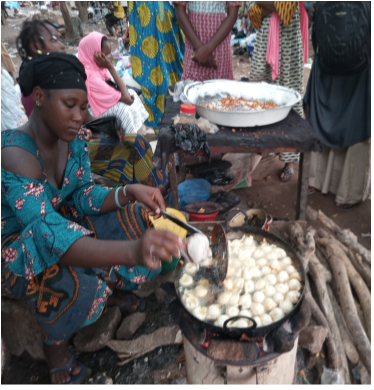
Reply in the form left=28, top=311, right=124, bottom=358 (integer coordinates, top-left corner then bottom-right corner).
left=167, top=145, right=311, bottom=221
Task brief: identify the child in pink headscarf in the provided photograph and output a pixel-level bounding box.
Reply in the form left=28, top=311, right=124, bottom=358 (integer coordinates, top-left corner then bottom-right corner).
left=78, top=31, right=148, bottom=135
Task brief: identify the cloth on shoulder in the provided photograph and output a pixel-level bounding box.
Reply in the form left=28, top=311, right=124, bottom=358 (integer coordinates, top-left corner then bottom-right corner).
left=17, top=52, right=87, bottom=97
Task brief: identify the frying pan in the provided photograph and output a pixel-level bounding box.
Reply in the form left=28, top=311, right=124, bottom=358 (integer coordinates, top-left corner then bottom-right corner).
left=174, top=225, right=306, bottom=339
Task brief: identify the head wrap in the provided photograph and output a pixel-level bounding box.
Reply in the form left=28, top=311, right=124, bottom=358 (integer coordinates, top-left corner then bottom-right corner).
left=18, top=52, right=87, bottom=97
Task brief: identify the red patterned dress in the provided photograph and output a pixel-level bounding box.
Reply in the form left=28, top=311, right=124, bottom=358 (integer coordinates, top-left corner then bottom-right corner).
left=174, top=1, right=241, bottom=81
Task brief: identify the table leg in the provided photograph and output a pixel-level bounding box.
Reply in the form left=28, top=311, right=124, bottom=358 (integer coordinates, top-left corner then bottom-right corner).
left=168, top=153, right=180, bottom=210
left=178, top=153, right=186, bottom=184
left=296, top=152, right=311, bottom=220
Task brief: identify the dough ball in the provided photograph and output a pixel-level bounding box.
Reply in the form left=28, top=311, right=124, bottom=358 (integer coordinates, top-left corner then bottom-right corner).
left=252, top=316, right=262, bottom=327
left=289, top=271, right=302, bottom=281
left=180, top=274, right=194, bottom=287
left=208, top=248, right=213, bottom=258
left=228, top=319, right=250, bottom=328
left=231, top=239, right=243, bottom=248
left=187, top=233, right=210, bottom=265
left=218, top=291, right=232, bottom=305
left=265, top=274, right=277, bottom=286
left=192, top=306, right=207, bottom=320
left=232, top=260, right=244, bottom=270
left=253, top=249, right=264, bottom=259
left=238, top=246, right=255, bottom=262
left=279, top=299, right=294, bottom=314
left=286, top=265, right=297, bottom=275
left=239, top=293, right=252, bottom=309
left=269, top=307, right=285, bottom=322
left=251, top=302, right=265, bottom=316
left=269, top=260, right=281, bottom=272
left=253, top=291, right=265, bottom=303
left=226, top=266, right=236, bottom=277
left=260, top=313, right=273, bottom=326
left=256, top=258, right=268, bottom=267
left=198, top=279, right=210, bottom=287
left=275, top=283, right=289, bottom=295
left=182, top=292, right=199, bottom=311
left=251, top=268, right=262, bottom=279
left=266, top=252, right=279, bottom=261
left=242, top=267, right=254, bottom=280
left=233, top=278, right=245, bottom=292
left=261, top=266, right=272, bottom=275
left=260, top=242, right=272, bottom=253
left=192, top=285, right=208, bottom=298
left=214, top=314, right=229, bottom=327
left=223, top=278, right=234, bottom=291
left=275, top=248, right=287, bottom=259
left=286, top=290, right=301, bottom=304
left=272, top=292, right=284, bottom=303
left=185, top=262, right=199, bottom=275
left=281, top=257, right=293, bottom=268
left=243, top=236, right=254, bottom=246
left=264, top=285, right=276, bottom=297
left=264, top=297, right=277, bottom=311
left=244, top=258, right=256, bottom=269
left=226, top=306, right=240, bottom=317
left=207, top=304, right=221, bottom=320
left=288, top=278, right=302, bottom=291
left=239, top=309, right=253, bottom=318
left=277, top=271, right=289, bottom=283
left=228, top=293, right=240, bottom=306
left=255, top=279, right=266, bottom=291
left=244, top=280, right=255, bottom=293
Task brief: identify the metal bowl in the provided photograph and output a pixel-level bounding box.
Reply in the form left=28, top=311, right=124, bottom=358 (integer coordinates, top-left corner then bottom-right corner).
left=184, top=80, right=302, bottom=128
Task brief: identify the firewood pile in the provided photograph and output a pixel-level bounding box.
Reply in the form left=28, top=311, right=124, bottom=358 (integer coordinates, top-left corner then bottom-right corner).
left=279, top=207, right=371, bottom=384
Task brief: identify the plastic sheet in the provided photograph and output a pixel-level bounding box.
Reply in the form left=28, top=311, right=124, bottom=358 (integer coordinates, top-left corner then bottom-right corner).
left=171, top=123, right=211, bottom=161
left=172, top=79, right=194, bottom=103
left=82, top=116, right=121, bottom=141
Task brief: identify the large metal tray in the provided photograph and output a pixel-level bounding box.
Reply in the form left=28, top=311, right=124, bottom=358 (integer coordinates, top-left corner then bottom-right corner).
left=184, top=80, right=302, bottom=128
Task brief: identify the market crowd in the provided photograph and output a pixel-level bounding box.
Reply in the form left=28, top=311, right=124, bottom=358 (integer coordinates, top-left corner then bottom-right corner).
left=1, top=1, right=370, bottom=384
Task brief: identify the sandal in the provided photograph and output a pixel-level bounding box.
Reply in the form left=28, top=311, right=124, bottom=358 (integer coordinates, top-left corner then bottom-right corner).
left=279, top=166, right=294, bottom=182
left=49, top=355, right=86, bottom=385
left=335, top=203, right=358, bottom=210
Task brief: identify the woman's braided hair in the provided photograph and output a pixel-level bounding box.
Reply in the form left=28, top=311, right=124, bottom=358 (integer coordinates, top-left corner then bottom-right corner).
left=16, top=20, right=59, bottom=61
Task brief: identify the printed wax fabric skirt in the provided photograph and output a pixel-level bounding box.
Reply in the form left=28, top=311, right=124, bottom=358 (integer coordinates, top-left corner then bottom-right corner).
left=128, top=1, right=185, bottom=128
left=88, top=132, right=168, bottom=188
left=1, top=204, right=160, bottom=345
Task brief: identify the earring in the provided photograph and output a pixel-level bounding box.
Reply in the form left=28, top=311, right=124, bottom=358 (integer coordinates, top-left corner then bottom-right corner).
left=37, top=50, right=42, bottom=54
left=35, top=101, right=40, bottom=107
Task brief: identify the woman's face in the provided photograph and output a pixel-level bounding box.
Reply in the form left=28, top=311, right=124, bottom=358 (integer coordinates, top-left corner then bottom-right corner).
left=101, top=39, right=113, bottom=62
left=34, top=88, right=89, bottom=142
left=31, top=24, right=66, bottom=56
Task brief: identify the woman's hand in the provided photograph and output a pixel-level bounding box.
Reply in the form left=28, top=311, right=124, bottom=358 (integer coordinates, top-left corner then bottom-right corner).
left=120, top=91, right=134, bottom=106
left=94, top=51, right=113, bottom=69
left=127, top=184, right=165, bottom=219
left=135, top=229, right=183, bottom=270
left=83, top=128, right=92, bottom=141
left=192, top=47, right=217, bottom=69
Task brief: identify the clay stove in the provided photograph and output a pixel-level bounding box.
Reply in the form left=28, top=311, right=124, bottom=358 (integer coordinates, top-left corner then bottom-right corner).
left=174, top=301, right=301, bottom=385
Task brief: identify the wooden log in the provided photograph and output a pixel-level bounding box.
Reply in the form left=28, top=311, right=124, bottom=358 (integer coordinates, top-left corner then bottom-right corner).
left=317, top=209, right=371, bottom=264
left=357, top=360, right=371, bottom=385
left=319, top=238, right=371, bottom=373
left=307, top=256, right=350, bottom=382
left=327, top=287, right=360, bottom=365
left=318, top=228, right=371, bottom=289
left=304, top=290, right=339, bottom=370
left=318, top=234, right=371, bottom=342
left=353, top=299, right=367, bottom=340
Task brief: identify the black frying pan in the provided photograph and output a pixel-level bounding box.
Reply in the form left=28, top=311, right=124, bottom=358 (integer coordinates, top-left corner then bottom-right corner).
left=174, top=225, right=306, bottom=339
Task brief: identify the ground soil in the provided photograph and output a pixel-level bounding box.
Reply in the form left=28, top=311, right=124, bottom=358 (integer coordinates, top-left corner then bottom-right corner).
left=1, top=5, right=371, bottom=385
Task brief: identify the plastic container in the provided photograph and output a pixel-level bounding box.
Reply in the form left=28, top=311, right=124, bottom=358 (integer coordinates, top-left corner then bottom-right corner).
left=149, top=208, right=188, bottom=274
left=180, top=104, right=196, bottom=124
left=186, top=201, right=220, bottom=222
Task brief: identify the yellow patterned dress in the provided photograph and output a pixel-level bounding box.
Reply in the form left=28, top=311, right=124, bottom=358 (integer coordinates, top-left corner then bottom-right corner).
left=129, top=1, right=185, bottom=128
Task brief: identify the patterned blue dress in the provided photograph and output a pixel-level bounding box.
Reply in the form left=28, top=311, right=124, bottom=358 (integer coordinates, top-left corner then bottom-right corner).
left=1, top=129, right=160, bottom=345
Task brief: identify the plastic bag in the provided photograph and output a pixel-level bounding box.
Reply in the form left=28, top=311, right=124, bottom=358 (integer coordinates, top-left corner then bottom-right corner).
left=196, top=117, right=219, bottom=134
left=203, top=171, right=233, bottom=185
left=169, top=179, right=211, bottom=211
left=321, top=367, right=344, bottom=385
left=172, top=79, right=194, bottom=103
left=171, top=123, right=211, bottom=160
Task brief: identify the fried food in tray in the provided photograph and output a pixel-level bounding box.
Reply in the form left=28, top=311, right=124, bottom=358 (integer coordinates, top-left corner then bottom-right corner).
left=202, top=96, right=279, bottom=112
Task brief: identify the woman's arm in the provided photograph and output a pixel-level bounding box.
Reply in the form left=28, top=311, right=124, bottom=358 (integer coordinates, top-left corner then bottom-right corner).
left=94, top=52, right=134, bottom=106
left=257, top=1, right=276, bottom=13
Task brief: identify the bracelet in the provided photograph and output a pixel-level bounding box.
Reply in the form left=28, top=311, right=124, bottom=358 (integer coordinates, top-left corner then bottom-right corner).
left=115, top=187, right=124, bottom=209
left=122, top=185, right=129, bottom=198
